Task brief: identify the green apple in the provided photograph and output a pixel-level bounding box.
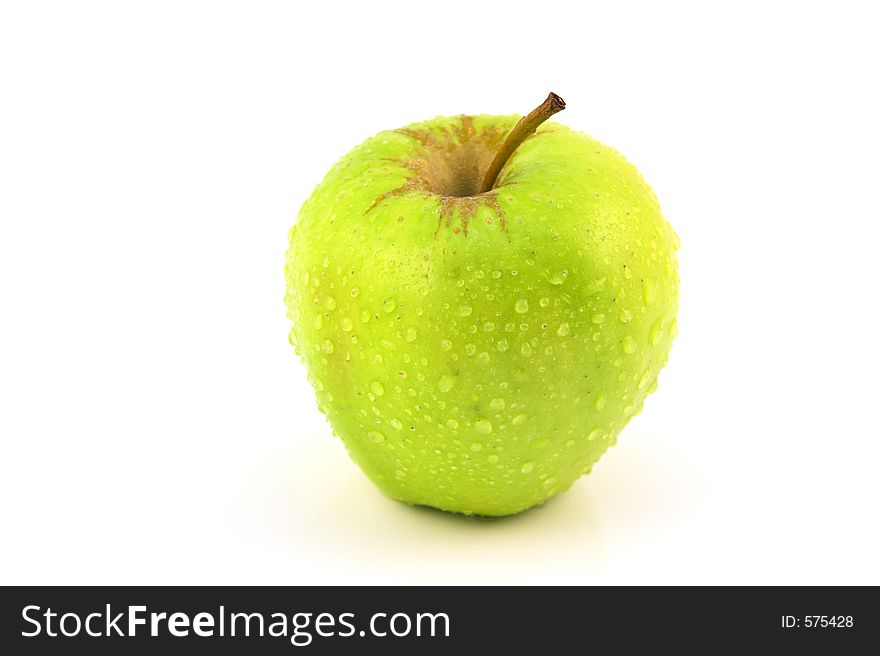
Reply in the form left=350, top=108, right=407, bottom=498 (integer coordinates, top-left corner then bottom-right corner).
left=285, top=94, right=679, bottom=516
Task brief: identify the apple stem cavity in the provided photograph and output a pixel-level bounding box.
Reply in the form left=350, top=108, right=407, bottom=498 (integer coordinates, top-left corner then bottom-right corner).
left=479, top=92, right=566, bottom=194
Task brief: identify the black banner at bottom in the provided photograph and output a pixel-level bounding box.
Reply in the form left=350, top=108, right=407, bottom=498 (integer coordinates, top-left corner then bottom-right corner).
left=1, top=586, right=876, bottom=653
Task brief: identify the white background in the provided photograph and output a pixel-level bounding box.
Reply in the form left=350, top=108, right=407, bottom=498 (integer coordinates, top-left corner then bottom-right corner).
left=1, top=1, right=878, bottom=585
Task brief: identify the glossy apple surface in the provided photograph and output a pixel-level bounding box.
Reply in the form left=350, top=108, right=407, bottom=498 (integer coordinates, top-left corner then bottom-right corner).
left=285, top=113, right=679, bottom=516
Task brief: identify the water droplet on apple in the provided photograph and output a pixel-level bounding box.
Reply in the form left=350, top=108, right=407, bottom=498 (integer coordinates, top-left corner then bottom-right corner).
left=465, top=343, right=476, bottom=357
left=382, top=297, right=397, bottom=313
left=515, top=299, right=529, bottom=313
left=491, top=269, right=502, bottom=279
left=490, top=398, right=506, bottom=411
left=438, top=374, right=456, bottom=392
left=591, top=313, right=606, bottom=324
left=446, top=418, right=459, bottom=430
left=390, top=418, right=403, bottom=430
left=458, top=304, right=473, bottom=317
left=477, top=352, right=490, bottom=364
left=496, top=339, right=509, bottom=352
left=520, top=461, right=535, bottom=474
left=474, top=418, right=493, bottom=434
left=588, top=428, right=602, bottom=441
left=622, top=336, right=638, bottom=354
left=549, top=270, right=568, bottom=285
left=313, top=315, right=323, bottom=329
left=595, top=393, right=607, bottom=410
left=405, top=327, right=418, bottom=342
left=638, top=368, right=652, bottom=389
left=367, top=430, right=385, bottom=444
left=512, top=414, right=527, bottom=426
left=488, top=454, right=499, bottom=464
left=650, top=318, right=664, bottom=346
left=321, top=339, right=334, bottom=354
left=360, top=309, right=370, bottom=323
left=370, top=380, right=384, bottom=396
left=324, top=296, right=337, bottom=310
left=619, top=308, right=633, bottom=324
left=520, top=342, right=532, bottom=357
left=340, top=317, right=353, bottom=332
left=539, top=297, right=550, bottom=308
left=470, top=442, right=483, bottom=452
left=440, top=339, right=453, bottom=351
left=557, top=322, right=570, bottom=336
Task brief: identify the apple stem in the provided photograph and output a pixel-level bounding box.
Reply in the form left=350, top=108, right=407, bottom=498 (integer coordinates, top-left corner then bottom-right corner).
left=479, top=92, right=566, bottom=194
